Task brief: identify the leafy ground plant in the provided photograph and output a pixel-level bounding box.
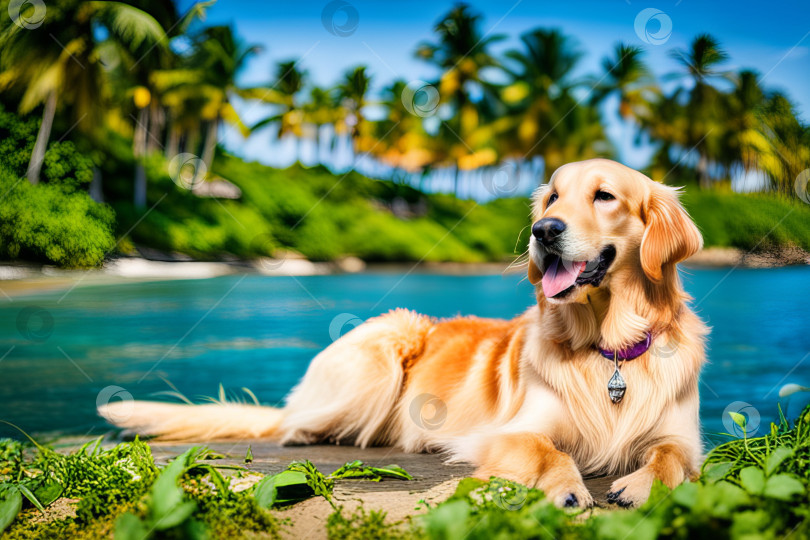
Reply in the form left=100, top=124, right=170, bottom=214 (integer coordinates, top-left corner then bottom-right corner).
left=0, top=434, right=414, bottom=539
left=2, top=403, right=808, bottom=538
left=253, top=459, right=413, bottom=509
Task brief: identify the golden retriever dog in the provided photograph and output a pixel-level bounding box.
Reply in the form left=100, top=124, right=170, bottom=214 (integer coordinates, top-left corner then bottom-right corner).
left=100, top=158, right=707, bottom=508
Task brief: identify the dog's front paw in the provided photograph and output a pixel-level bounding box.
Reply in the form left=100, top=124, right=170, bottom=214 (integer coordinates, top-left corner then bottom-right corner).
left=473, top=467, right=593, bottom=509
left=544, top=481, right=594, bottom=509
left=536, top=468, right=594, bottom=509
left=608, top=468, right=654, bottom=508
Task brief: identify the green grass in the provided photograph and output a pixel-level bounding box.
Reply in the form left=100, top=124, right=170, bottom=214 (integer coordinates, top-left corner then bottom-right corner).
left=2, top=403, right=809, bottom=539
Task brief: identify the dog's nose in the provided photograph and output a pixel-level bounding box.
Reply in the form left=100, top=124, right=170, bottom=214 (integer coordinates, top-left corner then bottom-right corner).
left=532, top=218, right=566, bottom=246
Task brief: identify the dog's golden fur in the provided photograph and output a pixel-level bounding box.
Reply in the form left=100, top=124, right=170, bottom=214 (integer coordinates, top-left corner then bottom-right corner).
left=100, top=159, right=708, bottom=507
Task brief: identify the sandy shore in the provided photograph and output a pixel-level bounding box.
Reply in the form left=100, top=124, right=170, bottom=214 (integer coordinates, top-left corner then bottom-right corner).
left=683, top=246, right=810, bottom=268
left=1, top=247, right=807, bottom=299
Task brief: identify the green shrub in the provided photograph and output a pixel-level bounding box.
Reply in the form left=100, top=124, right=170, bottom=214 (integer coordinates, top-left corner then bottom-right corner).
left=0, top=167, right=116, bottom=267
left=0, top=106, right=95, bottom=192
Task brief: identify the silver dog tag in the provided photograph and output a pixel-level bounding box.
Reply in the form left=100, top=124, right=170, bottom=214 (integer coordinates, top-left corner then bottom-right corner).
left=608, top=368, right=626, bottom=403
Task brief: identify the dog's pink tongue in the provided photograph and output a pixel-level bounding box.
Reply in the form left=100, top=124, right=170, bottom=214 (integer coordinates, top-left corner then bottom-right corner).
left=541, top=257, right=586, bottom=297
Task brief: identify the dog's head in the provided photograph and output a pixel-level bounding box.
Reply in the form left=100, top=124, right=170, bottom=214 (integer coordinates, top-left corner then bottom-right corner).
left=528, top=159, right=702, bottom=304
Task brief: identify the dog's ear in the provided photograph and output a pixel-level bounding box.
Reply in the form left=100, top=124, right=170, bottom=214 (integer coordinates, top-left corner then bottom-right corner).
left=640, top=184, right=703, bottom=281
left=528, top=259, right=542, bottom=285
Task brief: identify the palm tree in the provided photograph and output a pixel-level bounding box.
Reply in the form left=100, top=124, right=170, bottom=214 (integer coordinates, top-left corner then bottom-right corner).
left=191, top=26, right=257, bottom=172
left=639, top=89, right=689, bottom=182
left=501, top=28, right=587, bottom=182
left=719, top=70, right=767, bottom=178
left=591, top=43, right=657, bottom=122
left=371, top=79, right=444, bottom=174
left=250, top=60, right=307, bottom=162
left=415, top=4, right=505, bottom=192
left=669, top=34, right=731, bottom=188
left=157, top=25, right=258, bottom=181
left=756, top=92, right=810, bottom=196
left=0, top=0, right=165, bottom=185
left=302, top=85, right=337, bottom=164
left=336, top=65, right=372, bottom=157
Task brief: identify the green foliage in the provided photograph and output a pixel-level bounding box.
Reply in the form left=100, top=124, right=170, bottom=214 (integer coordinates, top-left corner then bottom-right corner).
left=253, top=459, right=413, bottom=509
left=0, top=437, right=416, bottom=538
left=41, top=141, right=95, bottom=192
left=0, top=106, right=116, bottom=268
left=112, top=154, right=531, bottom=263
left=122, top=153, right=810, bottom=264
left=704, top=404, right=810, bottom=487
left=3, top=407, right=810, bottom=538
left=0, top=106, right=95, bottom=192
left=0, top=106, right=37, bottom=174
left=330, top=460, right=414, bottom=482
left=407, top=405, right=810, bottom=540
left=0, top=167, right=116, bottom=267
left=327, top=505, right=411, bottom=540
left=417, top=478, right=576, bottom=540
left=0, top=438, right=280, bottom=539
left=682, top=188, right=810, bottom=251
left=114, top=446, right=205, bottom=540
left=209, top=156, right=530, bottom=263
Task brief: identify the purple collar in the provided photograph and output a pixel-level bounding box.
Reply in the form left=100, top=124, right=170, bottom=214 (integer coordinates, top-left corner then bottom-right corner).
left=598, top=332, right=652, bottom=361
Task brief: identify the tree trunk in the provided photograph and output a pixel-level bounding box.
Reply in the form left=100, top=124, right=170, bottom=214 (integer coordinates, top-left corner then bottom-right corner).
left=133, top=106, right=148, bottom=158
left=200, top=118, right=218, bottom=173
left=27, top=90, right=57, bottom=185
left=134, top=164, right=147, bottom=209
left=146, top=101, right=164, bottom=154
left=313, top=125, right=321, bottom=165
left=697, top=153, right=710, bottom=189
left=165, top=121, right=179, bottom=159
left=133, top=106, right=149, bottom=209
left=453, top=165, right=461, bottom=196
left=184, top=127, right=200, bottom=156
left=89, top=167, right=104, bottom=203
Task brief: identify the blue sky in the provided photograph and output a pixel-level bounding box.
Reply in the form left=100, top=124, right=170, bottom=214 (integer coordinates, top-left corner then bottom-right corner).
left=178, top=0, right=810, bottom=174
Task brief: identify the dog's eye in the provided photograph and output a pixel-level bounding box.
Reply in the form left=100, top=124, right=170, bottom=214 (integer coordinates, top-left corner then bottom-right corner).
left=547, top=193, right=558, bottom=207
left=594, top=190, right=615, bottom=202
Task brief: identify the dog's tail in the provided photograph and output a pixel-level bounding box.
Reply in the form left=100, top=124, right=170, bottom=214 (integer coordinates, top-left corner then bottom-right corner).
left=98, top=401, right=284, bottom=441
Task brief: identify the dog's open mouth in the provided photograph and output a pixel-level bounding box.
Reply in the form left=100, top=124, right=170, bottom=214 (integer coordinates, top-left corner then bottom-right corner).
left=541, top=245, right=616, bottom=299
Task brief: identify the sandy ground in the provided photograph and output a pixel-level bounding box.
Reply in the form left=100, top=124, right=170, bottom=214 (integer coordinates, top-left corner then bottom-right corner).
left=682, top=246, right=810, bottom=268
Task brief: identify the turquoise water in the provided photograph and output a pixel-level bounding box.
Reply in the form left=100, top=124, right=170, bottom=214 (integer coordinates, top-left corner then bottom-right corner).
left=1, top=268, right=809, bottom=448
